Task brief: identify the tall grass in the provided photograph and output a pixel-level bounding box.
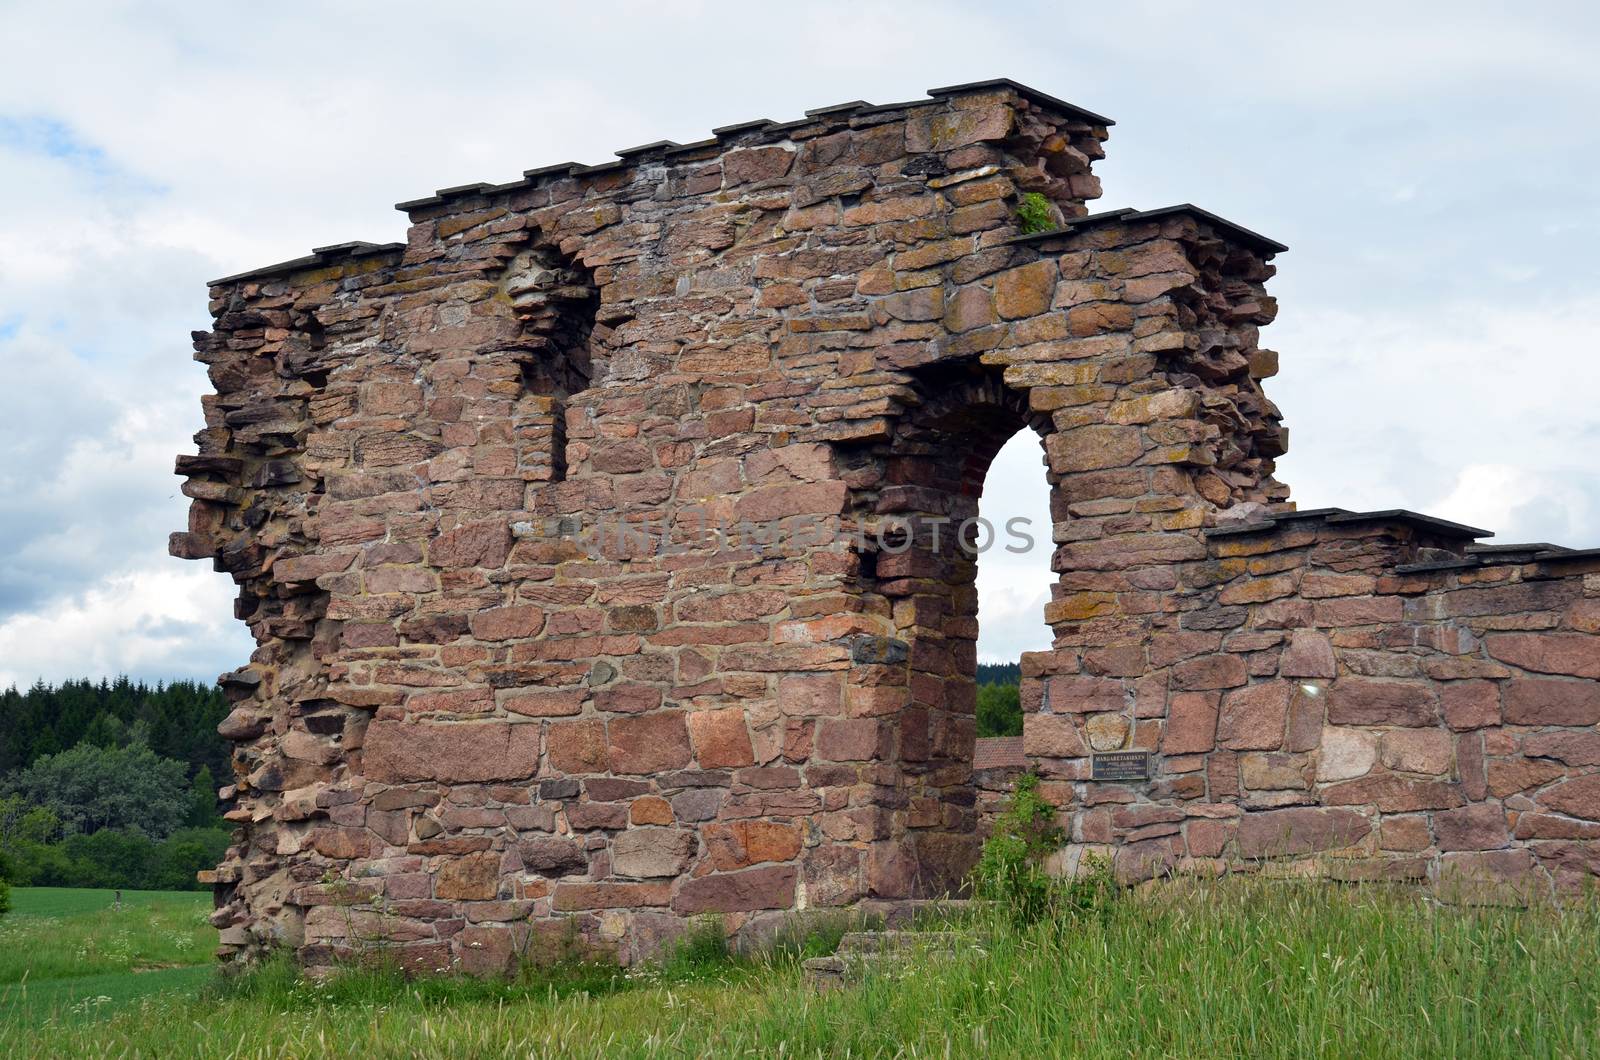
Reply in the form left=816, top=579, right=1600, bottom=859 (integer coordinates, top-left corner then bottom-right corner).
left=3, top=878, right=1597, bottom=1057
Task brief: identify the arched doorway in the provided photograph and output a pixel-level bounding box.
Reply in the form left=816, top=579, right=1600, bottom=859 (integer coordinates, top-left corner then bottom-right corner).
left=842, top=366, right=1057, bottom=897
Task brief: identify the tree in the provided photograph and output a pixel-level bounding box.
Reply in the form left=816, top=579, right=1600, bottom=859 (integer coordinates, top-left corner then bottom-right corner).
left=977, top=681, right=1023, bottom=737
left=5, top=743, right=190, bottom=840
left=187, top=765, right=220, bottom=827
left=0, top=793, right=60, bottom=848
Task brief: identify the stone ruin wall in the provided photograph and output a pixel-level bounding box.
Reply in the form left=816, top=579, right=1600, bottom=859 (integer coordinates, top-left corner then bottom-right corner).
left=171, top=80, right=1600, bottom=971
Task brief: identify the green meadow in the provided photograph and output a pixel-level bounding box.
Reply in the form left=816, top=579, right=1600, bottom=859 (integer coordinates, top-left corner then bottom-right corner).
left=3, top=878, right=1599, bottom=1058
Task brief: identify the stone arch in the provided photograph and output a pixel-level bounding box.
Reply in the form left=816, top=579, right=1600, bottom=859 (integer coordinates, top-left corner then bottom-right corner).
left=842, top=364, right=1059, bottom=898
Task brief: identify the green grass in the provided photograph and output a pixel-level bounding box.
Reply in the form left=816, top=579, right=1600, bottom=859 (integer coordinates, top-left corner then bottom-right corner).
left=2, top=879, right=1599, bottom=1057
left=0, top=887, right=213, bottom=1026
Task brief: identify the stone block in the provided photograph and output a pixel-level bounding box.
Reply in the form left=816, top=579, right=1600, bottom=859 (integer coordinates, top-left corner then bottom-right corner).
left=435, top=852, right=501, bottom=900
left=608, top=713, right=693, bottom=775
left=687, top=708, right=756, bottom=768
left=1161, top=693, right=1218, bottom=754
left=546, top=719, right=610, bottom=775
left=1502, top=678, right=1600, bottom=726
left=611, top=829, right=698, bottom=878
left=1217, top=682, right=1290, bottom=750
left=1326, top=679, right=1437, bottom=727
left=672, top=866, right=798, bottom=914
left=364, top=721, right=540, bottom=784
left=1440, top=681, right=1500, bottom=730
left=1236, top=807, right=1370, bottom=858
left=1486, top=634, right=1600, bottom=678
left=1046, top=426, right=1144, bottom=473
left=1023, top=713, right=1087, bottom=758
left=1279, top=631, right=1335, bottom=679
left=1432, top=803, right=1510, bottom=852
left=1379, top=730, right=1453, bottom=776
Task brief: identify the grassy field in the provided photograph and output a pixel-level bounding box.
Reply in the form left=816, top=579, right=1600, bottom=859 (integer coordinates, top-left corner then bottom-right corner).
left=2, top=879, right=1599, bottom=1057
left=0, top=887, right=215, bottom=1029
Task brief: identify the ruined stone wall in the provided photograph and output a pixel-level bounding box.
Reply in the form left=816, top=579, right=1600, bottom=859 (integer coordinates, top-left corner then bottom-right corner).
left=1024, top=512, right=1600, bottom=892
left=174, top=79, right=1600, bottom=971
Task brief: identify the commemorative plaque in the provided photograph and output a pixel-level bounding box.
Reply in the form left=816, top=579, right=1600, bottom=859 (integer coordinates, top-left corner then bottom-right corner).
left=1091, top=751, right=1152, bottom=782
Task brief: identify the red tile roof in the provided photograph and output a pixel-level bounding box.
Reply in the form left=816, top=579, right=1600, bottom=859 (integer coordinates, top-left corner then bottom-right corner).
left=973, top=736, right=1025, bottom=770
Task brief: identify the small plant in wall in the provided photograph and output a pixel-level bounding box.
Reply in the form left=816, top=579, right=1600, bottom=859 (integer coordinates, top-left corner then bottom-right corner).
left=1014, top=192, right=1057, bottom=235
left=971, top=771, right=1063, bottom=923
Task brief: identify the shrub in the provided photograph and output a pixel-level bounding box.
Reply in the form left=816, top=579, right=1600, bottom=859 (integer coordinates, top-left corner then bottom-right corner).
left=972, top=771, right=1064, bottom=923
left=0, top=825, right=229, bottom=890
left=1014, top=192, right=1056, bottom=235
left=0, top=874, right=10, bottom=918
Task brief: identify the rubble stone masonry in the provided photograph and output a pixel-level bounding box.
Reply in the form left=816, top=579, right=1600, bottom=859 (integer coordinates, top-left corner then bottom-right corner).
left=173, top=79, right=1600, bottom=970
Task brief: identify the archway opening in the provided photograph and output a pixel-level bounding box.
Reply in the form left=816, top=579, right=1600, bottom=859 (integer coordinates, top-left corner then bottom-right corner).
left=853, top=367, right=1056, bottom=897
left=974, top=428, right=1056, bottom=739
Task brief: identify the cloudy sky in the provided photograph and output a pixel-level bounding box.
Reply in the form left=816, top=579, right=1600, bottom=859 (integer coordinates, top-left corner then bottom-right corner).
left=1, top=1, right=1596, bottom=685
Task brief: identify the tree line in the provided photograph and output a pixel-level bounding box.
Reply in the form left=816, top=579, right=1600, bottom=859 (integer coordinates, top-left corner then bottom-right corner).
left=0, top=679, right=233, bottom=892
left=0, top=677, right=230, bottom=779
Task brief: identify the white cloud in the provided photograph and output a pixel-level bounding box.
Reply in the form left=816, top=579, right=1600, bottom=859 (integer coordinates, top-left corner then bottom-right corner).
left=0, top=0, right=1596, bottom=680
left=1272, top=296, right=1600, bottom=543
left=977, top=432, right=1056, bottom=663
left=0, top=566, right=251, bottom=689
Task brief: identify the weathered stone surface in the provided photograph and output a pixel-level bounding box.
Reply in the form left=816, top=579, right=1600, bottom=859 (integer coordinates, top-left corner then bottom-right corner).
left=519, top=837, right=589, bottom=878
left=1440, top=681, right=1500, bottom=731
left=1321, top=776, right=1464, bottom=813
left=1279, top=631, right=1335, bottom=678
left=703, top=820, right=803, bottom=870
left=672, top=865, right=797, bottom=914
left=1173, top=655, right=1249, bottom=692
left=611, top=829, right=698, bottom=878
left=1502, top=679, right=1600, bottom=726
left=1432, top=803, right=1509, bottom=852
left=1521, top=731, right=1600, bottom=766
left=1217, top=682, right=1289, bottom=750
left=1326, top=680, right=1437, bottom=727
left=1161, top=693, right=1218, bottom=754
left=1236, top=807, right=1370, bottom=858
left=1317, top=728, right=1378, bottom=782
left=1485, top=634, right=1600, bottom=678
left=435, top=852, right=500, bottom=900
left=1024, top=714, right=1086, bottom=758
left=1539, top=775, right=1600, bottom=821
left=547, top=719, right=609, bottom=775
left=686, top=708, right=755, bottom=769
left=608, top=713, right=693, bottom=775
left=1084, top=713, right=1131, bottom=751
left=1241, top=752, right=1309, bottom=791
left=365, top=721, right=540, bottom=783
left=1046, top=426, right=1143, bottom=473
left=1379, top=730, right=1453, bottom=776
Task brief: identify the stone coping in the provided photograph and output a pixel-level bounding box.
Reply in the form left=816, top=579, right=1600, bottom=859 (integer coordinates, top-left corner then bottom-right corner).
left=1395, top=545, right=1600, bottom=573
left=1199, top=505, right=1597, bottom=570
left=1203, top=506, right=1491, bottom=541
left=1007, top=204, right=1289, bottom=254
left=392, top=79, right=1114, bottom=213
left=208, top=240, right=405, bottom=288
left=205, top=79, right=1111, bottom=288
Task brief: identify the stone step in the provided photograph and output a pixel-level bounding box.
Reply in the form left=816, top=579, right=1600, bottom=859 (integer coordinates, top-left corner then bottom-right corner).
left=835, top=929, right=972, bottom=954
left=803, top=929, right=985, bottom=991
